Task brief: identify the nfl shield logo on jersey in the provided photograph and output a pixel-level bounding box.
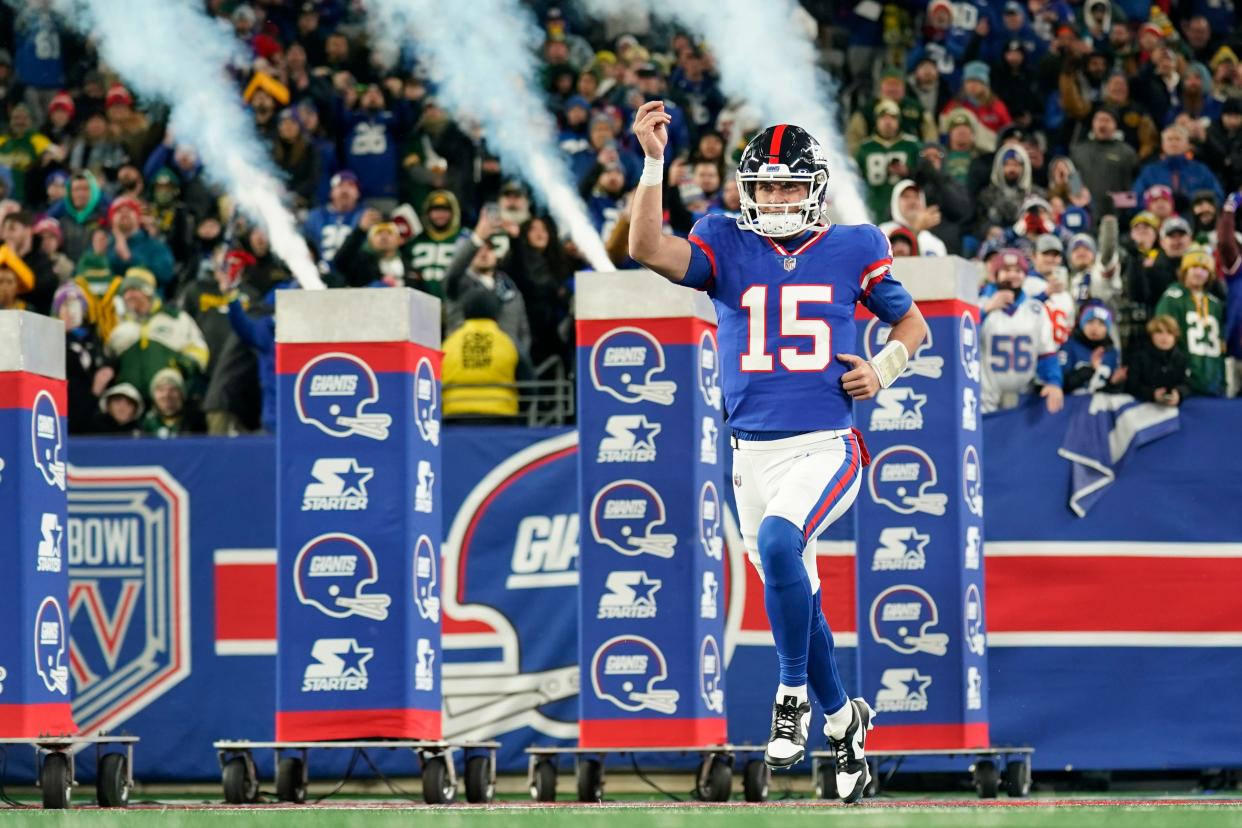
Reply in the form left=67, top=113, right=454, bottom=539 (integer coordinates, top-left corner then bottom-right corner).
left=783, top=257, right=797, bottom=272
left=66, top=467, right=192, bottom=734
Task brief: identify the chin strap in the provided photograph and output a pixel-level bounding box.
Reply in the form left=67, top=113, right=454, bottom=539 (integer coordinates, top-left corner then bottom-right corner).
left=869, top=340, right=909, bottom=388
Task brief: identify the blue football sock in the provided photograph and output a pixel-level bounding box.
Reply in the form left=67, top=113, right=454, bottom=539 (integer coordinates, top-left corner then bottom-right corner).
left=758, top=516, right=814, bottom=688
left=807, top=589, right=848, bottom=715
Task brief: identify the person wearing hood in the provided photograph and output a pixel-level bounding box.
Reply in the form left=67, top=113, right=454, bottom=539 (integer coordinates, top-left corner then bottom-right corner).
left=989, top=40, right=1042, bottom=128
left=48, top=170, right=108, bottom=261
left=978, top=142, right=1038, bottom=233
left=140, top=367, right=205, bottom=438
left=1080, top=0, right=1113, bottom=51
left=1132, top=124, right=1223, bottom=203
left=409, top=189, right=462, bottom=296
left=1060, top=304, right=1126, bottom=394
left=444, top=209, right=533, bottom=358
left=880, top=179, right=949, bottom=256
left=1168, top=62, right=1220, bottom=145
left=558, top=95, right=594, bottom=157
left=1071, top=106, right=1140, bottom=213
left=105, top=267, right=209, bottom=404
left=942, top=62, right=1012, bottom=145
left=855, top=99, right=923, bottom=222
left=1202, top=98, right=1242, bottom=193
left=89, top=382, right=143, bottom=436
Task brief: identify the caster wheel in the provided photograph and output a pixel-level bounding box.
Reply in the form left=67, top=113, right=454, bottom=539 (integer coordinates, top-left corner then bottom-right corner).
left=96, top=753, right=130, bottom=808
left=1005, top=759, right=1032, bottom=798
left=421, top=755, right=456, bottom=804
left=222, top=755, right=259, bottom=804
left=531, top=759, right=557, bottom=802
left=743, top=758, right=770, bottom=802
left=814, top=760, right=838, bottom=800
left=40, top=752, right=72, bottom=810
left=699, top=756, right=732, bottom=802
left=974, top=759, right=1000, bottom=799
left=576, top=758, right=603, bottom=802
left=276, top=757, right=306, bottom=803
left=465, top=756, right=494, bottom=803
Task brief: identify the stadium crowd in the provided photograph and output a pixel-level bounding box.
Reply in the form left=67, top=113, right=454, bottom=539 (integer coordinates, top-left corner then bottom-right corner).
left=0, top=0, right=1237, bottom=436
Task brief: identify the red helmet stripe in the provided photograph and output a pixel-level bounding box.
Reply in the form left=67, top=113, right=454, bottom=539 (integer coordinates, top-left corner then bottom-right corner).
left=766, top=124, right=788, bottom=164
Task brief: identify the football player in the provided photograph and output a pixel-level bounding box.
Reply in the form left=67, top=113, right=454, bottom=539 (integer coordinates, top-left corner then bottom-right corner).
left=628, top=101, right=928, bottom=803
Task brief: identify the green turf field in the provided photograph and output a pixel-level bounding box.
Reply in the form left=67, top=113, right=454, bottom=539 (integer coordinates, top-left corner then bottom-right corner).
left=7, top=803, right=1242, bottom=827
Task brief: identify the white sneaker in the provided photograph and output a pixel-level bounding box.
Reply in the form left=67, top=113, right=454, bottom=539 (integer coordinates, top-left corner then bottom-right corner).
left=828, top=698, right=875, bottom=803
left=764, top=695, right=811, bottom=769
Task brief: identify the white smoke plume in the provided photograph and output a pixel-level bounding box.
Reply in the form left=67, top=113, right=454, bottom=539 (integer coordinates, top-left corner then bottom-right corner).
left=579, top=0, right=871, bottom=224
left=49, top=0, right=325, bottom=288
left=367, top=0, right=614, bottom=271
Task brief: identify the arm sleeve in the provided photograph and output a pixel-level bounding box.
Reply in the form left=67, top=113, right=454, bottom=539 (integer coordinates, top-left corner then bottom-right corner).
left=1036, top=352, right=1063, bottom=386
left=683, top=217, right=719, bottom=292
left=859, top=227, right=909, bottom=323
left=227, top=298, right=273, bottom=352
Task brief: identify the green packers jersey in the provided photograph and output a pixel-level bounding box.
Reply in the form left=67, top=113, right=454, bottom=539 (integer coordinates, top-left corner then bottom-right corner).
left=855, top=135, right=922, bottom=222
left=1154, top=284, right=1225, bottom=395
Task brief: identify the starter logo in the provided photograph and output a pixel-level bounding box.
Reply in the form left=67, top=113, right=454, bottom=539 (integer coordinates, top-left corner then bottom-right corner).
left=967, top=666, right=983, bottom=710
left=415, top=460, right=435, bottom=513
left=965, top=583, right=986, bottom=656
left=963, top=445, right=983, bottom=517
left=596, top=415, right=661, bottom=463
left=302, top=638, right=373, bottom=692
left=590, top=327, right=678, bottom=405
left=302, top=458, right=373, bottom=511
left=964, top=525, right=981, bottom=570
left=415, top=638, right=436, bottom=692
left=869, top=387, right=927, bottom=431
left=590, top=480, right=677, bottom=559
left=875, top=668, right=931, bottom=712
left=700, top=571, right=719, bottom=619
left=294, top=352, right=392, bottom=440
left=962, top=387, right=978, bottom=431
left=37, top=512, right=63, bottom=572
left=699, top=417, right=718, bottom=464
left=597, top=571, right=661, bottom=619
left=871, top=527, right=929, bottom=571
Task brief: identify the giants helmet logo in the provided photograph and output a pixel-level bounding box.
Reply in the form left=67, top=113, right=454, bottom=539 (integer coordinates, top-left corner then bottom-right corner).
left=294, top=353, right=391, bottom=440
left=413, top=356, right=441, bottom=446
left=960, top=311, right=982, bottom=382
left=590, top=479, right=677, bottom=559
left=294, top=533, right=392, bottom=621
left=34, top=596, right=68, bottom=694
left=413, top=534, right=440, bottom=623
left=698, top=329, right=721, bottom=409
left=591, top=635, right=680, bottom=714
left=589, top=327, right=678, bottom=405
left=31, top=389, right=65, bottom=490
left=868, top=446, right=949, bottom=516
left=870, top=584, right=950, bottom=656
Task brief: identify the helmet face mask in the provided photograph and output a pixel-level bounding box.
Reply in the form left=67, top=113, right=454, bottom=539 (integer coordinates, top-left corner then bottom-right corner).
left=735, top=124, right=831, bottom=239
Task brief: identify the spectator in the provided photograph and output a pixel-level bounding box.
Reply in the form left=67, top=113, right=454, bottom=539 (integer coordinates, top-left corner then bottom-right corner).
left=0, top=103, right=50, bottom=204
left=879, top=180, right=947, bottom=256
left=1071, top=107, right=1140, bottom=213
left=855, top=99, right=922, bottom=221
left=0, top=261, right=23, bottom=310
left=33, top=216, right=72, bottom=282
left=444, top=210, right=532, bottom=357
left=1026, top=233, right=1076, bottom=345
left=409, top=189, right=462, bottom=295
left=104, top=84, right=158, bottom=168
left=52, top=282, right=108, bottom=434
left=90, top=382, right=143, bottom=436
left=106, top=196, right=175, bottom=293
left=1060, top=304, right=1126, bottom=394
left=51, top=170, right=108, bottom=262
left=990, top=40, right=1042, bottom=128
left=67, top=112, right=127, bottom=185
left=341, top=82, right=410, bottom=205
left=1125, top=315, right=1191, bottom=405
left=178, top=249, right=261, bottom=391
left=105, top=267, right=209, bottom=403
left=1046, top=156, right=1093, bottom=212
left=846, top=67, right=936, bottom=155
left=1189, top=190, right=1219, bottom=243
left=942, top=110, right=989, bottom=189
left=1139, top=215, right=1194, bottom=314
left=504, top=215, right=574, bottom=368
left=140, top=368, right=206, bottom=438
left=1143, top=184, right=1177, bottom=222
left=1154, top=246, right=1225, bottom=395
left=908, top=56, right=952, bottom=124
left=581, top=156, right=627, bottom=237
left=978, top=143, right=1037, bottom=233
left=73, top=227, right=122, bottom=342
left=441, top=289, right=532, bottom=422
left=0, top=208, right=56, bottom=314
left=272, top=110, right=319, bottom=210
left=943, top=62, right=1012, bottom=147
left=979, top=247, right=1064, bottom=413
left=1132, top=125, right=1224, bottom=203
left=1203, top=98, right=1242, bottom=193
left=336, top=208, right=418, bottom=290
left=303, top=170, right=364, bottom=279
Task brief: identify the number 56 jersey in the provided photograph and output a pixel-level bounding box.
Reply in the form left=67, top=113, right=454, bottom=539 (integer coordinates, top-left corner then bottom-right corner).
left=684, top=214, right=913, bottom=433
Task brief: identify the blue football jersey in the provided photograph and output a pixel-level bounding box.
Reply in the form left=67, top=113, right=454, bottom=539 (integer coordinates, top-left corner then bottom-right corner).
left=683, top=215, right=912, bottom=432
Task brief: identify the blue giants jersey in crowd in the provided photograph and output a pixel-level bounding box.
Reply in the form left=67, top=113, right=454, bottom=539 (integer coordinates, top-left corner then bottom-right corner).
left=682, top=215, right=912, bottom=432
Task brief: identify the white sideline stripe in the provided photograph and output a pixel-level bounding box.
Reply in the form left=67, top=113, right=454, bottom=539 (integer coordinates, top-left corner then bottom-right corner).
left=216, top=640, right=277, bottom=655
left=989, top=632, right=1242, bottom=647
left=984, top=542, right=1242, bottom=558
left=214, top=548, right=277, bottom=565
left=734, top=630, right=858, bottom=648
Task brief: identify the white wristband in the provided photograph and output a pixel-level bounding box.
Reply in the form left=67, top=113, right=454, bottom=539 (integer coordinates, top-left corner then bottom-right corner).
left=869, top=340, right=909, bottom=389
left=639, top=156, right=663, bottom=187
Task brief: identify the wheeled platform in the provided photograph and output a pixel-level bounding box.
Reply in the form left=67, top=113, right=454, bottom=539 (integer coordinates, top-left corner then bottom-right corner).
left=212, top=738, right=501, bottom=805
left=809, top=745, right=1035, bottom=800
left=524, top=744, right=773, bottom=802
left=0, top=734, right=138, bottom=810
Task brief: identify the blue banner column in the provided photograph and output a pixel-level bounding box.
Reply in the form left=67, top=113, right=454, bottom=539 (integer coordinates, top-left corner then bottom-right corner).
left=0, top=311, right=75, bottom=737
left=274, top=289, right=442, bottom=741
left=853, top=257, right=989, bottom=750
left=575, top=272, right=727, bottom=748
